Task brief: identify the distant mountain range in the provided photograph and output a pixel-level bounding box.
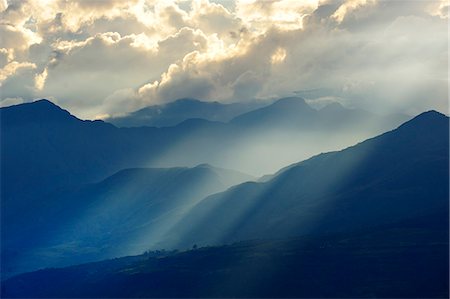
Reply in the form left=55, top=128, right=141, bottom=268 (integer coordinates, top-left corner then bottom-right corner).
left=2, top=110, right=449, bottom=298
left=105, top=98, right=269, bottom=127
left=107, top=96, right=408, bottom=132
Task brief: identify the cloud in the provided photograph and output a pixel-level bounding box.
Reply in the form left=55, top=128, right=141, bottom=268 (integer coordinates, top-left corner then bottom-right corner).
left=0, top=48, right=11, bottom=68
left=0, top=96, right=25, bottom=107
left=331, top=0, right=377, bottom=23
left=190, top=0, right=243, bottom=39
left=0, top=0, right=447, bottom=118
left=0, top=60, right=37, bottom=99
left=0, top=24, right=35, bottom=51
left=235, top=0, right=318, bottom=31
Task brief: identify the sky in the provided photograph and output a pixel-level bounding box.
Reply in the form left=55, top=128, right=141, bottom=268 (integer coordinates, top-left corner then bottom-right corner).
left=0, top=0, right=448, bottom=119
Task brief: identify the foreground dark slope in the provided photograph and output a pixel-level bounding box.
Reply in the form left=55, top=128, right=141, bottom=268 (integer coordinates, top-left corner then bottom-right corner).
left=2, top=213, right=448, bottom=298
left=160, top=111, right=449, bottom=249
left=2, top=164, right=253, bottom=277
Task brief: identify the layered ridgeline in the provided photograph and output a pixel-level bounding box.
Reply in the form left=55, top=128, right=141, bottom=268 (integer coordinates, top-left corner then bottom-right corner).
left=0, top=98, right=417, bottom=278
left=159, top=111, right=449, bottom=248
left=2, top=164, right=253, bottom=277
left=2, top=111, right=448, bottom=298
left=106, top=98, right=269, bottom=127
left=107, top=97, right=408, bottom=174
left=1, top=97, right=407, bottom=200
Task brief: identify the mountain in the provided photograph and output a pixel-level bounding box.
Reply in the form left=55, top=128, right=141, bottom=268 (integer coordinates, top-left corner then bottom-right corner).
left=1, top=108, right=447, bottom=297
left=1, top=99, right=137, bottom=200
left=231, top=97, right=318, bottom=128
left=2, top=214, right=448, bottom=298
left=1, top=100, right=228, bottom=202
left=0, top=98, right=413, bottom=276
left=157, top=111, right=449, bottom=249
left=0, top=99, right=79, bottom=125
left=2, top=164, right=254, bottom=277
left=151, top=98, right=409, bottom=174
left=1, top=98, right=408, bottom=197
left=106, top=98, right=268, bottom=127
left=231, top=97, right=408, bottom=132
left=318, top=102, right=374, bottom=128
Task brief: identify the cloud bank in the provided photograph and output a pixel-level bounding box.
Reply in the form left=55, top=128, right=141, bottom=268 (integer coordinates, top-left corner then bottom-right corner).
left=0, top=0, right=447, bottom=118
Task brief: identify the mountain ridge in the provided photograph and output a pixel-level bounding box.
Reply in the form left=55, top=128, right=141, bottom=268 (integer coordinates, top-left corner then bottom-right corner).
left=157, top=110, right=449, bottom=249
left=1, top=101, right=448, bottom=296
left=105, top=98, right=269, bottom=128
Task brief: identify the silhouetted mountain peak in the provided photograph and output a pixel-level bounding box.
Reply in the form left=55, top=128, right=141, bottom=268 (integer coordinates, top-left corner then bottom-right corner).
left=396, top=110, right=448, bottom=132
left=31, top=99, right=55, bottom=106
left=413, top=110, right=447, bottom=120
left=1, top=99, right=78, bottom=125
left=5, top=99, right=61, bottom=112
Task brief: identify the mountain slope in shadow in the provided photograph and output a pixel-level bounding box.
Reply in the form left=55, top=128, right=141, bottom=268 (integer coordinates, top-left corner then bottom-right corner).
left=2, top=212, right=448, bottom=298
left=2, top=164, right=254, bottom=277
left=160, top=111, right=449, bottom=249
left=1, top=109, right=447, bottom=298
left=0, top=98, right=413, bottom=276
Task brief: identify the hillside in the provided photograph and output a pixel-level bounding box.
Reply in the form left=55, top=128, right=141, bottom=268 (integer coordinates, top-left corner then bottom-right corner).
left=2, top=214, right=448, bottom=298
left=2, top=164, right=254, bottom=277
left=159, top=111, right=449, bottom=249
